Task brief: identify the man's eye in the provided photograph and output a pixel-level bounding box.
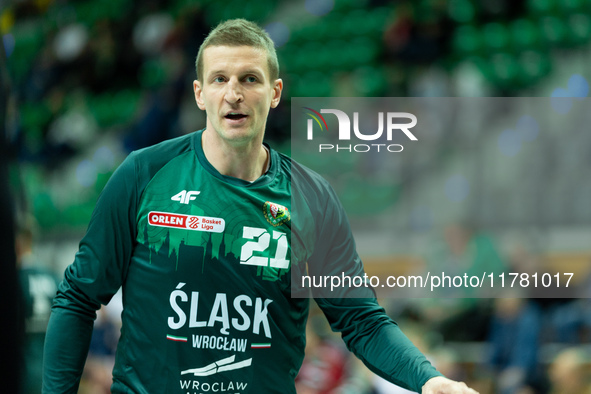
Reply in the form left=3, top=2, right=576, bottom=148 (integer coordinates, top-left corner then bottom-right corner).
left=245, top=76, right=257, bottom=83
left=214, top=76, right=225, bottom=83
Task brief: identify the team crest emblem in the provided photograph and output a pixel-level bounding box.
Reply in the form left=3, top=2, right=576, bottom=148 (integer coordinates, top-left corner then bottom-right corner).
left=263, top=201, right=290, bottom=226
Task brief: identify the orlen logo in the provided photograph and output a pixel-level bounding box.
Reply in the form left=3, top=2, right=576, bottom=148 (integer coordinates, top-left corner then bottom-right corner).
left=149, top=211, right=225, bottom=233
left=304, top=107, right=417, bottom=153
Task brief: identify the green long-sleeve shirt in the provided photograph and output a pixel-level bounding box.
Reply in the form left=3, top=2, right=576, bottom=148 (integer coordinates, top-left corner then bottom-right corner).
left=43, top=129, right=441, bottom=393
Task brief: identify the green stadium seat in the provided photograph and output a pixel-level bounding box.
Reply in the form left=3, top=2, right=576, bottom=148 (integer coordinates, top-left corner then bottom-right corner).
left=367, top=7, right=393, bottom=36
left=342, top=9, right=372, bottom=36
left=298, top=42, right=323, bottom=71
left=527, top=0, right=557, bottom=15
left=518, top=50, right=551, bottom=86
left=340, top=177, right=397, bottom=216
left=465, top=56, right=493, bottom=82
left=33, top=192, right=59, bottom=230
left=452, top=25, right=482, bottom=55
left=324, top=39, right=348, bottom=69
left=277, top=51, right=295, bottom=73
left=296, top=71, right=331, bottom=96
left=247, top=0, right=274, bottom=22
left=490, top=53, right=519, bottom=87
left=317, top=44, right=336, bottom=71
left=510, top=19, right=541, bottom=50
left=138, top=59, right=167, bottom=88
left=316, top=17, right=341, bottom=40
left=567, top=13, right=591, bottom=45
left=8, top=22, right=45, bottom=82
left=87, top=90, right=141, bottom=128
left=210, top=0, right=277, bottom=26
left=204, top=3, right=224, bottom=26
left=334, top=0, right=367, bottom=12
left=75, top=0, right=126, bottom=22
left=352, top=66, right=388, bottom=96
left=112, top=90, right=140, bottom=124
left=20, top=103, right=52, bottom=131
left=447, top=0, right=476, bottom=24
left=293, top=46, right=313, bottom=73
left=63, top=203, right=95, bottom=228
left=483, top=23, right=510, bottom=51
left=557, top=0, right=586, bottom=14
left=287, top=26, right=303, bottom=44
left=300, top=23, right=325, bottom=42
left=317, top=17, right=341, bottom=40
left=106, top=0, right=133, bottom=20
left=540, top=16, right=567, bottom=46
left=347, top=37, right=379, bottom=67
left=89, top=93, right=115, bottom=128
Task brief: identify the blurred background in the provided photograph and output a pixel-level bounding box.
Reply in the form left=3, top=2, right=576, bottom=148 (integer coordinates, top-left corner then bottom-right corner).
left=3, top=0, right=591, bottom=392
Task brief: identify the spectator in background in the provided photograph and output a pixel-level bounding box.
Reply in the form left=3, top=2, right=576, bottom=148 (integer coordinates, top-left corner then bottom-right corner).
left=16, top=215, right=59, bottom=394
left=485, top=240, right=542, bottom=394
left=487, top=296, right=541, bottom=394
left=413, top=222, right=507, bottom=342
left=79, top=306, right=120, bottom=394
left=548, top=347, right=591, bottom=394
left=296, top=314, right=351, bottom=394
left=503, top=237, right=585, bottom=345
left=487, top=237, right=591, bottom=394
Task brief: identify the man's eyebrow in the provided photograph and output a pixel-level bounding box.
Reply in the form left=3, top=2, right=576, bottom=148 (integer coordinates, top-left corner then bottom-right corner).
left=206, top=69, right=226, bottom=76
left=206, top=68, right=265, bottom=77
left=241, top=69, right=264, bottom=75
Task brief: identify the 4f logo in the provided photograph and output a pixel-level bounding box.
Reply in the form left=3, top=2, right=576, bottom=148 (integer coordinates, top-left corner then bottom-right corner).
left=171, top=190, right=200, bottom=204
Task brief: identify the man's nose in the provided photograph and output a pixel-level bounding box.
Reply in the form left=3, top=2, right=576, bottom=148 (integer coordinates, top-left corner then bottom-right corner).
left=225, top=79, right=244, bottom=104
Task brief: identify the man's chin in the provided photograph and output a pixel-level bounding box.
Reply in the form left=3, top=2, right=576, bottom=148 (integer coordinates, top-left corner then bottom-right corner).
left=217, top=128, right=262, bottom=146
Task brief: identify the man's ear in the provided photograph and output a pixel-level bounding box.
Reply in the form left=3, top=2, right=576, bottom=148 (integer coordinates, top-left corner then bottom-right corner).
left=270, top=78, right=283, bottom=109
left=194, top=80, right=206, bottom=110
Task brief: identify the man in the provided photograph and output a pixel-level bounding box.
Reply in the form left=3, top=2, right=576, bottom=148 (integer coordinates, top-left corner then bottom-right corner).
left=43, top=19, right=478, bottom=393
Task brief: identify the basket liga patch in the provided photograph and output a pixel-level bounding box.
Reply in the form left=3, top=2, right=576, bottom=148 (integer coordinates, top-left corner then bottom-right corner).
left=263, top=201, right=290, bottom=227
left=148, top=211, right=225, bottom=233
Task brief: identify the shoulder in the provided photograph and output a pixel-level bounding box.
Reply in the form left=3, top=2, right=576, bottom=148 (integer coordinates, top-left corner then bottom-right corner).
left=272, top=151, right=344, bottom=231
left=275, top=151, right=335, bottom=198
left=124, top=132, right=197, bottom=181
left=129, top=132, right=195, bottom=167
left=103, top=132, right=198, bottom=201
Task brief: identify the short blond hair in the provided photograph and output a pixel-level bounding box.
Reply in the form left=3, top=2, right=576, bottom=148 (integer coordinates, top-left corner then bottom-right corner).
left=195, top=19, right=279, bottom=81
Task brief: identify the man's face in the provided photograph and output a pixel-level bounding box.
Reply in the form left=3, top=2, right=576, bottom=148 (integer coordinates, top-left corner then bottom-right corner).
left=194, top=45, right=282, bottom=146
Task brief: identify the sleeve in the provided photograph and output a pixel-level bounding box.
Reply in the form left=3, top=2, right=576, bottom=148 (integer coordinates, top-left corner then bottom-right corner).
left=308, top=184, right=443, bottom=393
left=43, top=153, right=139, bottom=393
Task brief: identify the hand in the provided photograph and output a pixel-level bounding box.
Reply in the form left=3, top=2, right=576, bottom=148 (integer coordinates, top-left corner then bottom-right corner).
left=422, top=376, right=479, bottom=394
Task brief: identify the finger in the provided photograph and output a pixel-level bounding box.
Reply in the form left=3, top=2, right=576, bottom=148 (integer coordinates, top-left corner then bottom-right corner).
left=464, top=386, right=479, bottom=394
left=457, top=381, right=479, bottom=394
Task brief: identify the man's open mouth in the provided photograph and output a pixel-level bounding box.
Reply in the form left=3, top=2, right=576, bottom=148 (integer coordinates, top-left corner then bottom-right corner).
left=225, top=113, right=247, bottom=120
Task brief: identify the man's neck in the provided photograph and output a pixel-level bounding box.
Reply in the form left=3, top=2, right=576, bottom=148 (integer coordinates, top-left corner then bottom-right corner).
left=201, top=129, right=269, bottom=182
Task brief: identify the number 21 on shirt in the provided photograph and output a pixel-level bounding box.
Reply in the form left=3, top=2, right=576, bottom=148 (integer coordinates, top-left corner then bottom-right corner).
left=240, top=226, right=290, bottom=269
